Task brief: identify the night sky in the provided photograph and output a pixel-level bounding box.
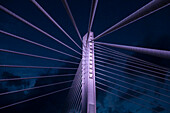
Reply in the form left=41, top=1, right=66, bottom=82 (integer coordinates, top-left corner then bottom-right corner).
left=0, top=0, right=170, bottom=113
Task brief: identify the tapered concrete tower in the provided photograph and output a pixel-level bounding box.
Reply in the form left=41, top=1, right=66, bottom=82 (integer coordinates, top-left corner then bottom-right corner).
left=82, top=32, right=96, bottom=113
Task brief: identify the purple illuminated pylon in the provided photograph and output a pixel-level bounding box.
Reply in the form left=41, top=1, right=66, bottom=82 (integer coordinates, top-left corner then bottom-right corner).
left=82, top=32, right=96, bottom=113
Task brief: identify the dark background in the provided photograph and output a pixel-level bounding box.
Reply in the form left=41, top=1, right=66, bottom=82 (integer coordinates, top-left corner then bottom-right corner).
left=0, top=0, right=170, bottom=113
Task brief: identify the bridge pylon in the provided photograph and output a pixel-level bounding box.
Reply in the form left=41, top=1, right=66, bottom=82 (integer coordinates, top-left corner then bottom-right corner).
left=82, top=32, right=96, bottom=113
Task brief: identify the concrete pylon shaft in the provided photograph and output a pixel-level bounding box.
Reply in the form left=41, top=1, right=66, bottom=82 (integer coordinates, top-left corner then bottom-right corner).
left=82, top=32, right=96, bottom=113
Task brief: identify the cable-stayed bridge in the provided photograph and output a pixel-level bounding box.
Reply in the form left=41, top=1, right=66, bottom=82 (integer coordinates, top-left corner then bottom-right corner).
left=0, top=0, right=170, bottom=113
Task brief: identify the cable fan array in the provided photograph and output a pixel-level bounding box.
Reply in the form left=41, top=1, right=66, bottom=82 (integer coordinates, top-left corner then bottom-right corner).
left=95, top=44, right=170, bottom=112
left=0, top=0, right=170, bottom=113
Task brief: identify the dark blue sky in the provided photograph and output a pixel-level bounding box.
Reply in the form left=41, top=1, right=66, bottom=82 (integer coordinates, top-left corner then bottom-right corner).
left=0, top=0, right=170, bottom=113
